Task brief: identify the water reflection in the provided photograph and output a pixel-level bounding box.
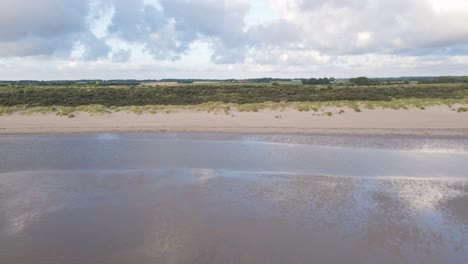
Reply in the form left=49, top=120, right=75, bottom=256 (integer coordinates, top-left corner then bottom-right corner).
left=1, top=134, right=468, bottom=178
left=96, top=133, right=121, bottom=140
left=0, top=169, right=466, bottom=263
left=0, top=134, right=467, bottom=263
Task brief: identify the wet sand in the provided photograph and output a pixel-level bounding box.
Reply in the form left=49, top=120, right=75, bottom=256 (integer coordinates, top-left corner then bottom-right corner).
left=0, top=134, right=467, bottom=263
left=1, top=106, right=468, bottom=136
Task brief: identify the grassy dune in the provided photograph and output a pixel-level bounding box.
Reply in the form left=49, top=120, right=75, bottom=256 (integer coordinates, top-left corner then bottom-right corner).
left=1, top=83, right=468, bottom=117
left=1, top=98, right=468, bottom=117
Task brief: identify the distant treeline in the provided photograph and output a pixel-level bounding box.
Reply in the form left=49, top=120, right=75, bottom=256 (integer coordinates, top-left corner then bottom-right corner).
left=410, top=76, right=468, bottom=84
left=300, top=76, right=468, bottom=86
left=1, top=76, right=467, bottom=86
left=302, top=78, right=335, bottom=85
left=161, top=78, right=294, bottom=83
left=243, top=78, right=293, bottom=83
left=0, top=78, right=296, bottom=86
left=1, top=84, right=467, bottom=107
left=373, top=76, right=468, bottom=84
left=0, top=80, right=141, bottom=86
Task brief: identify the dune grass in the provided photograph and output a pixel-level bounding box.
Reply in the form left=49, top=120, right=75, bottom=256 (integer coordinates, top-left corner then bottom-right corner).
left=1, top=98, right=468, bottom=117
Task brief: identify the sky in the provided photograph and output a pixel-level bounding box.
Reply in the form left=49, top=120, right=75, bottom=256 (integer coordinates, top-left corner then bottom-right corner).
left=0, top=0, right=468, bottom=80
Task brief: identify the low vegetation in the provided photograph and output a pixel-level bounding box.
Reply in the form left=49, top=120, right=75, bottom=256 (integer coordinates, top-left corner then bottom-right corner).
left=1, top=83, right=468, bottom=107
left=0, top=83, right=467, bottom=117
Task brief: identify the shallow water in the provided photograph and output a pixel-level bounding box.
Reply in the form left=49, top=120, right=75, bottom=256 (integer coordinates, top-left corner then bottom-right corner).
left=0, top=133, right=467, bottom=263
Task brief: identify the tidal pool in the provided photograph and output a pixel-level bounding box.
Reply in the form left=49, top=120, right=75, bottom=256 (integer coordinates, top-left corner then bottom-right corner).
left=0, top=133, right=467, bottom=263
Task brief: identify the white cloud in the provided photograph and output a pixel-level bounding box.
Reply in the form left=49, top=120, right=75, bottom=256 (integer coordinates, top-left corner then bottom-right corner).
left=0, top=0, right=468, bottom=79
left=356, top=32, right=373, bottom=48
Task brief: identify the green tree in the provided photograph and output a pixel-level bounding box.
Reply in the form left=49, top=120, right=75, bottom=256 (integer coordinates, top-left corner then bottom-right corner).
left=349, top=77, right=373, bottom=86
left=302, top=78, right=331, bottom=85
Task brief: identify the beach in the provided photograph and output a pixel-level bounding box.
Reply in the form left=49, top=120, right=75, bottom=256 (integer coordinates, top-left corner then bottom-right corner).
left=2, top=0, right=468, bottom=262
left=1, top=106, right=468, bottom=136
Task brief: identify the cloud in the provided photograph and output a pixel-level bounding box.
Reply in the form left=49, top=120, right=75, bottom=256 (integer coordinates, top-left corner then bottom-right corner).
left=265, top=0, right=468, bottom=56
left=0, top=0, right=111, bottom=59
left=80, top=33, right=111, bottom=60
left=0, top=0, right=88, bottom=41
left=107, top=0, right=250, bottom=61
left=211, top=40, right=247, bottom=64
left=112, top=49, right=131, bottom=62
left=247, top=20, right=301, bottom=47
left=0, top=0, right=468, bottom=78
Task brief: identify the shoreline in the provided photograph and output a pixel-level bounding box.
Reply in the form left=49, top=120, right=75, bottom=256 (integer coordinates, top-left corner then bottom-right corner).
left=1, top=106, right=468, bottom=137
left=2, top=127, right=468, bottom=138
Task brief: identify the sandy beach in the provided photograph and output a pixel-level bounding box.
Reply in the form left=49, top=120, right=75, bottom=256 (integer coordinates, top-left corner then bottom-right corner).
left=1, top=106, right=467, bottom=136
